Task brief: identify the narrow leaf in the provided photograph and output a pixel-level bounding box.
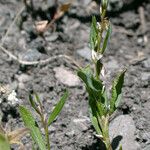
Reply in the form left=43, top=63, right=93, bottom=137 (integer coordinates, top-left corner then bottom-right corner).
left=101, top=23, right=112, bottom=54
left=110, top=69, right=126, bottom=114
left=77, top=66, right=103, bottom=94
left=48, top=91, right=68, bottom=126
left=29, top=94, right=37, bottom=110
left=90, top=16, right=97, bottom=50
left=29, top=94, right=40, bottom=115
left=90, top=114, right=101, bottom=135
left=0, top=133, right=10, bottom=150
left=96, top=59, right=103, bottom=77
left=19, top=106, right=46, bottom=150
left=89, top=105, right=102, bottom=135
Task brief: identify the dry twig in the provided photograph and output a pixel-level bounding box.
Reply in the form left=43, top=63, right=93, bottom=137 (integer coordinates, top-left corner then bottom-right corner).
left=0, top=3, right=80, bottom=69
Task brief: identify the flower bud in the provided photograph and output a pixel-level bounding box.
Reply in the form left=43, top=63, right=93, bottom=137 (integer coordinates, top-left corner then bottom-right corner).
left=102, top=0, right=108, bottom=10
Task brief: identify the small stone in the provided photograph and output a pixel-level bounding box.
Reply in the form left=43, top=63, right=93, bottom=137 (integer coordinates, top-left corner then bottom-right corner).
left=53, top=67, right=80, bottom=87
left=109, top=115, right=141, bottom=150
left=72, top=118, right=89, bottom=132
left=105, top=59, right=119, bottom=70
left=137, top=37, right=143, bottom=44
left=143, top=145, right=150, bottom=150
left=142, top=132, right=150, bottom=143
left=82, top=0, right=91, bottom=6
left=65, top=130, right=75, bottom=137
left=48, top=125, right=56, bottom=133
left=108, top=0, right=123, bottom=12
left=45, top=32, right=58, bottom=42
left=141, top=72, right=150, bottom=81
left=17, top=74, right=32, bottom=83
left=19, top=49, right=42, bottom=61
left=142, top=58, right=150, bottom=70
left=77, top=47, right=91, bottom=60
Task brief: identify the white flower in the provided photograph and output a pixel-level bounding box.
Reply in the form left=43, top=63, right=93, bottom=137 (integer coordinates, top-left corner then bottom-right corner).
left=7, top=90, right=19, bottom=105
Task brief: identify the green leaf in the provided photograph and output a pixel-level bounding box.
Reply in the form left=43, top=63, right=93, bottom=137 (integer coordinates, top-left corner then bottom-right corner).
left=110, top=69, right=126, bottom=114
left=77, top=66, right=103, bottom=95
left=102, top=0, right=109, bottom=9
left=90, top=16, right=98, bottom=51
left=34, top=92, right=41, bottom=104
left=96, top=59, right=103, bottom=77
left=89, top=107, right=101, bottom=135
left=101, top=24, right=112, bottom=54
left=77, top=66, right=106, bottom=116
left=29, top=94, right=36, bottom=109
left=48, top=91, right=68, bottom=126
left=19, top=106, right=46, bottom=150
left=0, top=133, right=10, bottom=150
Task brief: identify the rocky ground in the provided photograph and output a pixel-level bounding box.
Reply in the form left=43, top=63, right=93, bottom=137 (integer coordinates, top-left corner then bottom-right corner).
left=0, top=0, right=150, bottom=149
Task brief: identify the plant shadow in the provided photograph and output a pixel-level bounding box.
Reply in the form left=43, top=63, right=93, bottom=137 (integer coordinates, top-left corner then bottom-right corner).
left=82, top=135, right=122, bottom=150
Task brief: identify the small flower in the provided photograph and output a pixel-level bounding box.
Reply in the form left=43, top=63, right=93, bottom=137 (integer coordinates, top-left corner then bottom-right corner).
left=7, top=90, right=19, bottom=105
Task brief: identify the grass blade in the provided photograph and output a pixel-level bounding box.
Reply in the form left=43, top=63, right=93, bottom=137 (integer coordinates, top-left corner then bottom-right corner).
left=48, top=91, right=68, bottom=126
left=19, top=106, right=46, bottom=150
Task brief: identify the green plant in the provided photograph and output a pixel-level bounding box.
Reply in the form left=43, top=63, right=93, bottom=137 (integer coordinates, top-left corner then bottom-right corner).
left=0, top=91, right=68, bottom=150
left=77, top=0, right=126, bottom=149
left=19, top=91, right=68, bottom=150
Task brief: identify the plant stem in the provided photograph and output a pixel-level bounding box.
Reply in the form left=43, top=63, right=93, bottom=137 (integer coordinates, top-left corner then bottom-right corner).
left=45, top=123, right=50, bottom=150
left=40, top=113, right=50, bottom=150
left=101, top=115, right=112, bottom=150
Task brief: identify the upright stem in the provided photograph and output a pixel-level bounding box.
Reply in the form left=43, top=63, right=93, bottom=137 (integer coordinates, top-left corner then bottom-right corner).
left=45, top=122, right=50, bottom=150
left=40, top=113, right=50, bottom=150
left=101, top=115, right=112, bottom=150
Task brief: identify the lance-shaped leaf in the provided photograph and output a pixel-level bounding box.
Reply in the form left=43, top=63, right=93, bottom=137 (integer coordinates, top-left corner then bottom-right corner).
left=101, top=23, right=112, bottom=54
left=89, top=107, right=102, bottom=135
left=110, top=69, right=126, bottom=114
left=96, top=59, right=103, bottom=77
left=19, top=106, right=46, bottom=150
left=90, top=16, right=98, bottom=51
left=102, top=0, right=109, bottom=9
left=77, top=66, right=106, bottom=116
left=77, top=66, right=103, bottom=96
left=29, top=94, right=41, bottom=115
left=48, top=91, right=68, bottom=126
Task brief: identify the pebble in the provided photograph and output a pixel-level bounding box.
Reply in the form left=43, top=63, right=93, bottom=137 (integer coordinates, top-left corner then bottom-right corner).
left=141, top=72, right=150, bottom=81
left=53, top=67, right=80, bottom=87
left=65, top=130, right=75, bottom=137
left=82, top=0, right=91, bottom=6
left=19, top=49, right=42, bottom=61
left=16, top=74, right=32, bottom=89
left=73, top=118, right=89, bottom=132
left=109, top=115, right=141, bottom=150
left=77, top=47, right=91, bottom=60
left=143, top=145, right=150, bottom=150
left=45, top=32, right=58, bottom=42
left=17, top=74, right=32, bottom=83
left=105, top=59, right=119, bottom=70
left=108, top=0, right=123, bottom=12
left=142, top=58, right=150, bottom=70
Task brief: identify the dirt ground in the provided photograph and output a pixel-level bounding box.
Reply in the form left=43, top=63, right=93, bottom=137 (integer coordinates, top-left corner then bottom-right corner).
left=0, top=0, right=150, bottom=150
